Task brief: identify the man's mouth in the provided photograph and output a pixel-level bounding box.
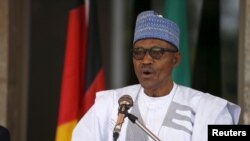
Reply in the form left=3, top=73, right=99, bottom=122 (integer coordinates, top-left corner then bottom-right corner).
left=143, top=70, right=151, bottom=75
left=141, top=69, right=154, bottom=78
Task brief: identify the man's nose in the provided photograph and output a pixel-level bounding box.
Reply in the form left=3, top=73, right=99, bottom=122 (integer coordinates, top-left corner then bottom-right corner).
left=141, top=52, right=153, bottom=64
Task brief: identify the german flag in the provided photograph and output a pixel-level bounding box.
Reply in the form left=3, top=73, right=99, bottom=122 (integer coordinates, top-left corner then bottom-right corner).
left=55, top=0, right=106, bottom=140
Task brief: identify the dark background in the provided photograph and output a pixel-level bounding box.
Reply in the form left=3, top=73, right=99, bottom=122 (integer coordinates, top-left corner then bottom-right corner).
left=25, top=0, right=239, bottom=141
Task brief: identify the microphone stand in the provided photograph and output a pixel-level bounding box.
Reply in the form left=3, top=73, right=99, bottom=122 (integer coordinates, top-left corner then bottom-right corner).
left=127, top=113, right=161, bottom=141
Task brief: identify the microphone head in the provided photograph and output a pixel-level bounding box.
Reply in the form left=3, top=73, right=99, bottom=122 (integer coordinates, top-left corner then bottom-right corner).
left=113, top=95, right=133, bottom=141
left=118, top=95, right=133, bottom=108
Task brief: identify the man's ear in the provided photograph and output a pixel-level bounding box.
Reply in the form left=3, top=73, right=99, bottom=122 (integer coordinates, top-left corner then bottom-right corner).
left=173, top=52, right=181, bottom=67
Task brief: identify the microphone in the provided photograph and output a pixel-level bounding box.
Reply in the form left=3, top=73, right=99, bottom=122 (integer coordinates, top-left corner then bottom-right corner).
left=113, top=95, right=133, bottom=141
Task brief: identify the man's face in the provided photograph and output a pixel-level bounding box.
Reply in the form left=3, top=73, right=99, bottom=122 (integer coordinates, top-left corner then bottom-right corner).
left=132, top=39, right=180, bottom=91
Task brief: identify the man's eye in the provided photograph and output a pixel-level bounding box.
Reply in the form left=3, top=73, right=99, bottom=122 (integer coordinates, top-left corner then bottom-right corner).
left=151, top=48, right=162, bottom=52
left=134, top=51, right=144, bottom=54
left=151, top=46, right=162, bottom=50
left=136, top=48, right=145, bottom=52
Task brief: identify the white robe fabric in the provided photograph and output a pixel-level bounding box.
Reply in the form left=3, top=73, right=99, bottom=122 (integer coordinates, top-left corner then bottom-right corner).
left=71, top=83, right=241, bottom=141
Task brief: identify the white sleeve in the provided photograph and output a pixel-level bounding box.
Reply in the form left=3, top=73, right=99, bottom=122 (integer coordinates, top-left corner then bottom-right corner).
left=191, top=95, right=241, bottom=141
left=214, top=106, right=233, bottom=124
left=214, top=102, right=241, bottom=124
left=71, top=105, right=97, bottom=141
left=71, top=90, right=117, bottom=141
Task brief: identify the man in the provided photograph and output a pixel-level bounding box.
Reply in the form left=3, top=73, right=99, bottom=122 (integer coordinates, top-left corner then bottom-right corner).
left=72, top=10, right=241, bottom=141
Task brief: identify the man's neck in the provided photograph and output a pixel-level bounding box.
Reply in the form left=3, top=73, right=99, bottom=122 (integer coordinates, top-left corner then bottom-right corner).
left=144, top=81, right=174, bottom=97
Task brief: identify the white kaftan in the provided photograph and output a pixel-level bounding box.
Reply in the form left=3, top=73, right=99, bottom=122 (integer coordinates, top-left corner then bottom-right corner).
left=71, top=83, right=241, bottom=141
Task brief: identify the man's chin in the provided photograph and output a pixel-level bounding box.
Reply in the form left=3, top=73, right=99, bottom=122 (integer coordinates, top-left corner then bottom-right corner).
left=140, top=82, right=156, bottom=90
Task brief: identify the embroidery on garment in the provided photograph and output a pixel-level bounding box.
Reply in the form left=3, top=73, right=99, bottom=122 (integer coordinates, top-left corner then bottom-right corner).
left=126, top=94, right=149, bottom=141
left=163, top=101, right=195, bottom=135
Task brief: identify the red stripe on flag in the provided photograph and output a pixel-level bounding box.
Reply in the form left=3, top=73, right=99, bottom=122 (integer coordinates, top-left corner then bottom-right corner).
left=57, top=4, right=86, bottom=125
left=80, top=68, right=106, bottom=116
